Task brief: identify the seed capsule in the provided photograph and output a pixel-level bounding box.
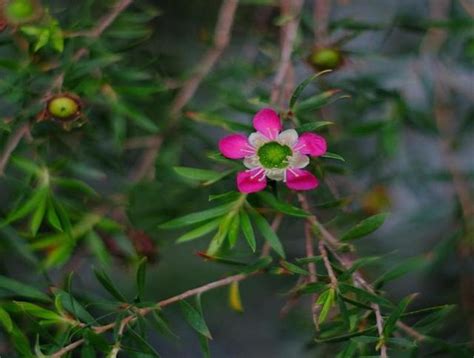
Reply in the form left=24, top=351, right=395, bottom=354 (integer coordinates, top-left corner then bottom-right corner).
left=3, top=0, right=40, bottom=25
left=308, top=47, right=344, bottom=72
left=47, top=95, right=80, bottom=120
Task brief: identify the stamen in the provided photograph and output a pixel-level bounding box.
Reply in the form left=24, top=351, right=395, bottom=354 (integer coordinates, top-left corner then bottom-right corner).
left=288, top=168, right=299, bottom=177
left=250, top=168, right=264, bottom=179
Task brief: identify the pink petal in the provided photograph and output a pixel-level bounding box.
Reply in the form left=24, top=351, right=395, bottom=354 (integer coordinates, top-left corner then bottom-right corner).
left=296, top=132, right=327, bottom=157
left=219, top=134, right=252, bottom=159
left=253, top=108, right=282, bottom=139
left=237, top=170, right=267, bottom=193
left=286, top=169, right=319, bottom=191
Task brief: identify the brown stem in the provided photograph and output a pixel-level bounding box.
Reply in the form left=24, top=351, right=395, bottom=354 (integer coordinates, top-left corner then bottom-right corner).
left=50, top=272, right=251, bottom=357
left=319, top=240, right=337, bottom=287
left=270, top=0, right=304, bottom=108
left=130, top=0, right=239, bottom=182
left=0, top=123, right=31, bottom=176
left=313, top=0, right=332, bottom=46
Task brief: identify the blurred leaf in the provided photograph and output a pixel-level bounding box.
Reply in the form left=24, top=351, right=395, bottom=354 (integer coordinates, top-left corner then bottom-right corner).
left=227, top=213, right=240, bottom=248
left=93, top=268, right=127, bottom=302
left=6, top=187, right=49, bottom=224
left=257, top=192, right=309, bottom=217
left=54, top=290, right=95, bottom=325
left=341, top=213, right=389, bottom=241
left=280, top=260, right=309, bottom=275
left=176, top=219, right=220, bottom=243
left=136, top=257, right=147, bottom=300
left=0, top=305, right=13, bottom=332
left=383, top=294, right=416, bottom=338
left=240, top=210, right=256, bottom=252
left=174, top=166, right=233, bottom=185
left=317, top=288, right=336, bottom=324
left=321, top=152, right=346, bottom=162
left=0, top=275, right=50, bottom=302
left=338, top=283, right=393, bottom=308
left=249, top=207, right=285, bottom=258
left=159, top=202, right=234, bottom=229
left=290, top=70, right=332, bottom=109
left=374, top=256, right=427, bottom=288
left=229, top=281, right=244, bottom=312
left=12, top=302, right=62, bottom=322
left=179, top=300, right=212, bottom=339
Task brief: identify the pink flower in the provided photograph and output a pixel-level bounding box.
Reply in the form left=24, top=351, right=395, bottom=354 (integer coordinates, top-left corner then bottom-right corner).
left=218, top=108, right=327, bottom=193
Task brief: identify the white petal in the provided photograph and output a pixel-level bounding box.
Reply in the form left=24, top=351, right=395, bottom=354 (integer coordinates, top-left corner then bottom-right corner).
left=266, top=168, right=285, bottom=181
left=248, top=132, right=270, bottom=149
left=243, top=155, right=261, bottom=169
left=288, top=152, right=310, bottom=169
left=277, top=129, right=298, bottom=147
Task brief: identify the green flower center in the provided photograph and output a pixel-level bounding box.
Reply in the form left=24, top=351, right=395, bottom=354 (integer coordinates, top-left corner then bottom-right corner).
left=257, top=142, right=292, bottom=169
left=48, top=96, right=79, bottom=119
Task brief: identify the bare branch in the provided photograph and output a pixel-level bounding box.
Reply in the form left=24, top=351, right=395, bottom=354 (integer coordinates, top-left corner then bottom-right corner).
left=50, top=272, right=251, bottom=356
left=0, top=123, right=31, bottom=176
left=270, top=0, right=304, bottom=107
left=130, top=0, right=239, bottom=182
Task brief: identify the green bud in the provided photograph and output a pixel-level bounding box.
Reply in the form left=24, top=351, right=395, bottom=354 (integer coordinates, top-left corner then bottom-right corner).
left=47, top=95, right=81, bottom=120
left=308, top=48, right=343, bottom=72
left=4, top=0, right=36, bottom=24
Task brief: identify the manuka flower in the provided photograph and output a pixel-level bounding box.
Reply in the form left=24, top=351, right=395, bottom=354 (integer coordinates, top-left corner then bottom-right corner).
left=219, top=108, right=327, bottom=193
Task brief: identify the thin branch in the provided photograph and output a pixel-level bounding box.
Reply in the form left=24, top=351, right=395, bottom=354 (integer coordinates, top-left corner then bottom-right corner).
left=69, top=0, right=133, bottom=38
left=130, top=0, right=239, bottom=182
left=270, top=0, right=304, bottom=107
left=0, top=123, right=31, bottom=176
left=51, top=272, right=251, bottom=357
left=169, top=0, right=239, bottom=120
left=313, top=0, right=332, bottom=46
left=319, top=240, right=337, bottom=287
left=373, top=302, right=388, bottom=358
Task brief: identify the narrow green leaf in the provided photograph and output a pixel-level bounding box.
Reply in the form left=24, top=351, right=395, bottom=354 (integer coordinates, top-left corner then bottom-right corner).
left=54, top=290, right=95, bottom=324
left=93, top=268, right=127, bottom=302
left=127, top=326, right=161, bottom=357
left=137, top=257, right=147, bottom=300
left=321, top=152, right=346, bottom=162
left=0, top=305, right=13, bottom=332
left=12, top=301, right=62, bottom=321
left=174, top=166, right=227, bottom=183
left=341, top=213, right=389, bottom=241
left=0, top=275, right=50, bottom=302
left=317, top=288, right=336, bottom=324
left=176, top=219, right=220, bottom=243
left=338, top=283, right=393, bottom=308
left=179, top=300, right=212, bottom=339
left=257, top=192, right=309, bottom=217
left=249, top=208, right=285, bottom=258
left=46, top=196, right=63, bottom=232
left=240, top=210, right=256, bottom=252
left=149, top=311, right=178, bottom=339
left=383, top=294, right=417, bottom=338
left=227, top=213, right=240, bottom=248
left=296, top=121, right=334, bottom=132
left=30, top=190, right=48, bottom=236
left=6, top=187, right=48, bottom=223
left=290, top=70, right=332, bottom=109
left=374, top=257, right=427, bottom=288
left=159, top=203, right=234, bottom=229
left=280, top=260, right=309, bottom=275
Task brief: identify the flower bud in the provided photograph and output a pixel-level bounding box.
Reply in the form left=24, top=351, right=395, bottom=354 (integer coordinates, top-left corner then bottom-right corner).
left=308, top=47, right=343, bottom=72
